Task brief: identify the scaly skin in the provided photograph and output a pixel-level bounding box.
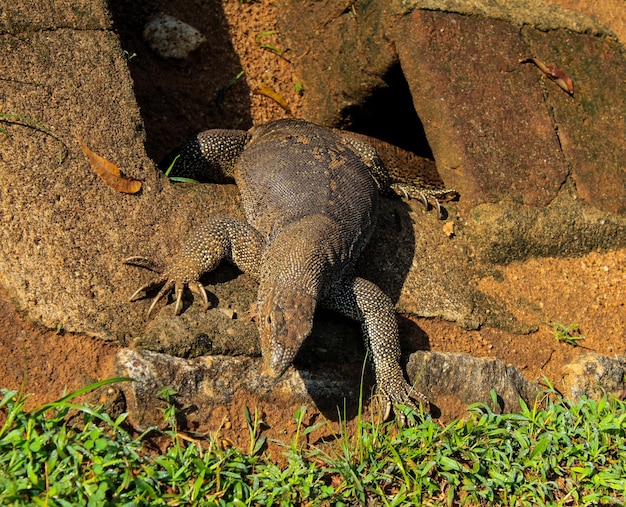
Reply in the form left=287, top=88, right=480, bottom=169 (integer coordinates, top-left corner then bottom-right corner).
left=126, top=118, right=457, bottom=421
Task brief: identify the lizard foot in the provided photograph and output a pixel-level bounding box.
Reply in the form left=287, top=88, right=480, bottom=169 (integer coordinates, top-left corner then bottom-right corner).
left=390, top=184, right=459, bottom=220
left=124, top=256, right=209, bottom=317
left=377, top=380, right=430, bottom=426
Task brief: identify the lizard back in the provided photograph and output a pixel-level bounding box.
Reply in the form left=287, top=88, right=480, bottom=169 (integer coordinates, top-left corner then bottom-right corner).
left=236, top=119, right=379, bottom=266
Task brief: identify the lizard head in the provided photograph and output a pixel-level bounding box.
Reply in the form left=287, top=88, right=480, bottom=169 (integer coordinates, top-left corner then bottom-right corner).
left=257, top=288, right=316, bottom=379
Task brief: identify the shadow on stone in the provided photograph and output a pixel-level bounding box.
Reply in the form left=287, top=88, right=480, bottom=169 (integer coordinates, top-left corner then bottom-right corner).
left=340, top=64, right=434, bottom=159
left=108, top=0, right=253, bottom=162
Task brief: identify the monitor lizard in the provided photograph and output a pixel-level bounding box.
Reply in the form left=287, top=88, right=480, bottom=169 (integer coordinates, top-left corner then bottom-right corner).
left=125, top=118, right=457, bottom=422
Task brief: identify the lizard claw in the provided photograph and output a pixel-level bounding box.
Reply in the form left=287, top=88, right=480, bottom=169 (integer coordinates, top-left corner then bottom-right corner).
left=378, top=382, right=429, bottom=426
left=189, top=281, right=210, bottom=311
left=124, top=256, right=209, bottom=317
left=434, top=199, right=444, bottom=220
left=418, top=192, right=429, bottom=210
left=381, top=396, right=393, bottom=422
left=124, top=256, right=165, bottom=274
left=173, top=285, right=185, bottom=316
left=146, top=279, right=175, bottom=317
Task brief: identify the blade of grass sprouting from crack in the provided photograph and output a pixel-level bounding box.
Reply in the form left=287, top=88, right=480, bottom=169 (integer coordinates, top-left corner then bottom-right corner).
left=259, top=43, right=285, bottom=55
left=163, top=153, right=199, bottom=183
left=255, top=30, right=276, bottom=41
left=224, top=70, right=245, bottom=91
left=169, top=176, right=199, bottom=183
left=164, top=154, right=179, bottom=177
left=32, top=377, right=134, bottom=417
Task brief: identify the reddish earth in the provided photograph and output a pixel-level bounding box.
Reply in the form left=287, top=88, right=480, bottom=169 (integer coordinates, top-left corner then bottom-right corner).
left=1, top=0, right=624, bottom=450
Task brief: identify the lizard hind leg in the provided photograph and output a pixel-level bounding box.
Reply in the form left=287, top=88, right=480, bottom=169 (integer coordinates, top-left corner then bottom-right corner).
left=322, top=277, right=429, bottom=424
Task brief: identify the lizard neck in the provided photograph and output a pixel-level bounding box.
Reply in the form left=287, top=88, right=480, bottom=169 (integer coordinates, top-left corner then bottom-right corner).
left=260, top=215, right=343, bottom=297
left=257, top=217, right=341, bottom=377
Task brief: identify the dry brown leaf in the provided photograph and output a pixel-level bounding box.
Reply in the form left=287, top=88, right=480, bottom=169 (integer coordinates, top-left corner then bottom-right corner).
left=255, top=85, right=292, bottom=114
left=76, top=137, right=142, bottom=194
left=519, top=57, right=574, bottom=95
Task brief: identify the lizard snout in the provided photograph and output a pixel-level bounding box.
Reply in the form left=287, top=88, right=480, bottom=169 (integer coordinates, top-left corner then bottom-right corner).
left=263, top=342, right=292, bottom=379
left=258, top=289, right=316, bottom=379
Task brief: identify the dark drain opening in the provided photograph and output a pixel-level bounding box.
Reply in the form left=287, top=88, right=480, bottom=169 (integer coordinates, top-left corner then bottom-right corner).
left=339, top=64, right=433, bottom=160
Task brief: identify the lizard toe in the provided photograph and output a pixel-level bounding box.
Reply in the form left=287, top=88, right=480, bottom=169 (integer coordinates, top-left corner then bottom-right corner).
left=389, top=183, right=458, bottom=220
left=147, top=279, right=175, bottom=317
left=129, top=276, right=168, bottom=302
left=189, top=281, right=210, bottom=311
left=378, top=381, right=430, bottom=426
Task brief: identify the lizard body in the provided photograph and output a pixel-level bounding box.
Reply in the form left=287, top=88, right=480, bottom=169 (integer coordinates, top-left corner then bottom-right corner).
left=127, top=118, right=457, bottom=420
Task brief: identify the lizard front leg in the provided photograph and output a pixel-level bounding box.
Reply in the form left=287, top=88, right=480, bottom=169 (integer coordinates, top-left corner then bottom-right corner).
left=323, top=277, right=428, bottom=423
left=125, top=216, right=263, bottom=316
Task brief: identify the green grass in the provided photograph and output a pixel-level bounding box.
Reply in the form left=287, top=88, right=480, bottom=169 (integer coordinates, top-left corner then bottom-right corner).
left=548, top=321, right=586, bottom=347
left=163, top=154, right=199, bottom=184
left=1, top=381, right=625, bottom=506
left=255, top=31, right=285, bottom=56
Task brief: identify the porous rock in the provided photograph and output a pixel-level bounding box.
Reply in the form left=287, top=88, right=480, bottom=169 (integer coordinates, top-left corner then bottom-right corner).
left=114, top=348, right=363, bottom=429
left=278, top=0, right=626, bottom=212
left=562, top=352, right=626, bottom=401
left=143, top=13, right=206, bottom=59
left=407, top=350, right=540, bottom=413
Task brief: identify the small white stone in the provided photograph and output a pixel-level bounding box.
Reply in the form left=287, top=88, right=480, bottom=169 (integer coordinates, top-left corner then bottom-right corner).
left=143, top=13, right=206, bottom=59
